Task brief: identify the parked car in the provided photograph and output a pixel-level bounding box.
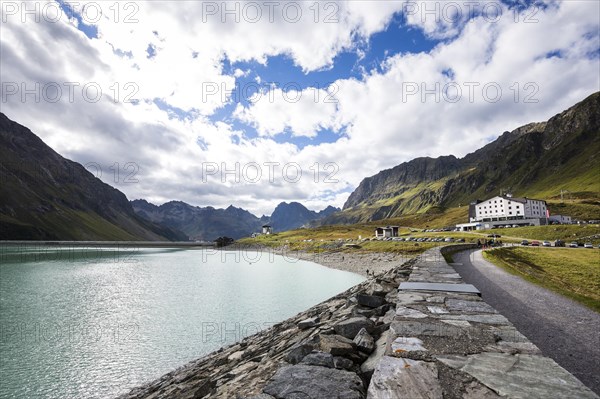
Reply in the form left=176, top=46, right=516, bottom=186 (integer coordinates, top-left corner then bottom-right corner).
left=444, top=237, right=454, bottom=242
left=531, top=241, right=541, bottom=246
left=512, top=225, right=519, bottom=228
left=456, top=238, right=465, bottom=243
left=584, top=243, right=594, bottom=248
left=488, top=234, right=501, bottom=238
left=521, top=240, right=529, bottom=246
left=569, top=242, right=579, bottom=248
left=542, top=241, right=551, bottom=247
left=554, top=240, right=565, bottom=247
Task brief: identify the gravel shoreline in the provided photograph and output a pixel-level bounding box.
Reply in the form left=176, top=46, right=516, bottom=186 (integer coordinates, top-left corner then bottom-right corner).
left=227, top=245, right=416, bottom=277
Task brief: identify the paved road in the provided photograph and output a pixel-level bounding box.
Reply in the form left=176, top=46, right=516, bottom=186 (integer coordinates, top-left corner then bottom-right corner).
left=452, top=249, right=600, bottom=394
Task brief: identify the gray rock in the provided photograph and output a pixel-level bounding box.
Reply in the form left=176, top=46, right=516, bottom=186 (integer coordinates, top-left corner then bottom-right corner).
left=445, top=299, right=497, bottom=314
left=263, top=364, right=366, bottom=399
left=395, top=306, right=428, bottom=319
left=426, top=295, right=446, bottom=303
left=427, top=306, right=449, bottom=314
left=483, top=341, right=542, bottom=355
left=361, top=331, right=388, bottom=379
left=441, top=314, right=510, bottom=325
left=390, top=321, right=463, bottom=337
left=334, top=317, right=375, bottom=339
left=357, top=294, right=386, bottom=308
left=367, top=356, right=443, bottom=399
left=390, top=337, right=427, bottom=354
left=285, top=342, right=316, bottom=364
left=396, top=292, right=426, bottom=305
left=297, top=316, right=319, bottom=330
left=334, top=356, right=355, bottom=370
left=192, top=379, right=214, bottom=398
left=367, top=281, right=396, bottom=297
left=384, top=290, right=397, bottom=303
left=353, top=328, right=375, bottom=354
left=300, top=351, right=335, bottom=368
left=437, top=353, right=598, bottom=399
left=244, top=395, right=276, bottom=399
left=319, top=334, right=357, bottom=357
left=353, top=307, right=376, bottom=318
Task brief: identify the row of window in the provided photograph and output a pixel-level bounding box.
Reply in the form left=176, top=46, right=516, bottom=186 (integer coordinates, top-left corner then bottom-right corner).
left=483, top=210, right=521, bottom=215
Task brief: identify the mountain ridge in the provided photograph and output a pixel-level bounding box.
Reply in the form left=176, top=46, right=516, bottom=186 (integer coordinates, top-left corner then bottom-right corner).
left=131, top=199, right=339, bottom=240
left=324, top=91, right=600, bottom=224
left=0, top=113, right=185, bottom=241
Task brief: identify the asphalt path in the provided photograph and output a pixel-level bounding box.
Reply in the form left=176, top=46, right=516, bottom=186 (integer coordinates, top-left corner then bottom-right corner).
left=452, top=249, right=600, bottom=394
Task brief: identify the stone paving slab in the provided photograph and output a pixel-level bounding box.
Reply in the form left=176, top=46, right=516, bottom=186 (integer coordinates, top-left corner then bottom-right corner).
left=368, top=246, right=599, bottom=399
left=399, top=282, right=481, bottom=295
left=437, top=352, right=599, bottom=399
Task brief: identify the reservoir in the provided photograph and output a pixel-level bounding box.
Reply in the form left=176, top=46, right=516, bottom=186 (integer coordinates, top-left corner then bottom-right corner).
left=0, top=245, right=364, bottom=398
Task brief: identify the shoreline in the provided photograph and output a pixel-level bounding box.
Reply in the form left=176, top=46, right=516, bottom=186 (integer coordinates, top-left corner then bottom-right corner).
left=222, top=244, right=416, bottom=277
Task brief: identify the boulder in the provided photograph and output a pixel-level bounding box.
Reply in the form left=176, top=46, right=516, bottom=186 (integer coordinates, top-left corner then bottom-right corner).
left=319, top=334, right=357, bottom=357
left=300, top=351, right=334, bottom=368
left=357, top=294, right=387, bottom=308
left=367, top=356, right=443, bottom=399
left=334, top=317, right=375, bottom=339
left=297, top=316, right=320, bottom=330
left=354, top=328, right=375, bottom=354
left=361, top=331, right=388, bottom=379
left=285, top=342, right=316, bottom=364
left=334, top=356, right=355, bottom=370
left=263, top=365, right=366, bottom=399
left=353, top=307, right=377, bottom=318
left=366, top=282, right=387, bottom=296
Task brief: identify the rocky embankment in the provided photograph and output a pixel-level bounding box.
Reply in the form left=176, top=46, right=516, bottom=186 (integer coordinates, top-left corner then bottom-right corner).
left=119, top=245, right=598, bottom=399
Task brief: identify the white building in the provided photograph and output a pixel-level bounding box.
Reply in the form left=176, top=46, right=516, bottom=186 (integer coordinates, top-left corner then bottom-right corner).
left=471, top=195, right=547, bottom=222
left=549, top=215, right=572, bottom=224
left=456, top=195, right=550, bottom=231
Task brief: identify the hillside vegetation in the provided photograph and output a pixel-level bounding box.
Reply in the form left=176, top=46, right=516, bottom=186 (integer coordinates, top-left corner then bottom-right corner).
left=484, top=247, right=600, bottom=312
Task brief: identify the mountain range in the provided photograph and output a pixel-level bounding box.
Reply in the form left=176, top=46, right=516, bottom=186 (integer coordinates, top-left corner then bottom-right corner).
left=322, top=91, right=600, bottom=224
left=130, top=200, right=340, bottom=240
left=1, top=91, right=598, bottom=240
left=0, top=113, right=335, bottom=241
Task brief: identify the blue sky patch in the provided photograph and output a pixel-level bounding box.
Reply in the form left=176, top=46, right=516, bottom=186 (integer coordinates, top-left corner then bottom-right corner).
left=57, top=0, right=98, bottom=39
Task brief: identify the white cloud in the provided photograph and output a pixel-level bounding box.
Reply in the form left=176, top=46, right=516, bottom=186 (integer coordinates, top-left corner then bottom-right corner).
left=233, top=86, right=342, bottom=137
left=1, top=0, right=598, bottom=216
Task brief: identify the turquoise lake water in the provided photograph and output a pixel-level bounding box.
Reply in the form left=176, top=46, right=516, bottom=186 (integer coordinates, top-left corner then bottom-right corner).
left=0, top=246, right=364, bottom=398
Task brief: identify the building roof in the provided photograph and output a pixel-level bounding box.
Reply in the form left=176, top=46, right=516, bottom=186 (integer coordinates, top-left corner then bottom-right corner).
left=475, top=196, right=546, bottom=205
left=502, top=196, right=527, bottom=203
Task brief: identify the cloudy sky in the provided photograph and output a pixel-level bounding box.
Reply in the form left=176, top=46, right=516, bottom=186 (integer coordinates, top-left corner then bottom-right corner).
left=1, top=0, right=598, bottom=216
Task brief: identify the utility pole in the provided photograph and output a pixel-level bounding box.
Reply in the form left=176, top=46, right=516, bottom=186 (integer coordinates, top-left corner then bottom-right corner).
left=560, top=190, right=572, bottom=203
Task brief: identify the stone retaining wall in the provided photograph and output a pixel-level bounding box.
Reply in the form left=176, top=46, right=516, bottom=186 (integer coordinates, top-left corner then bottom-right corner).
left=367, top=246, right=598, bottom=399
left=120, top=246, right=598, bottom=399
